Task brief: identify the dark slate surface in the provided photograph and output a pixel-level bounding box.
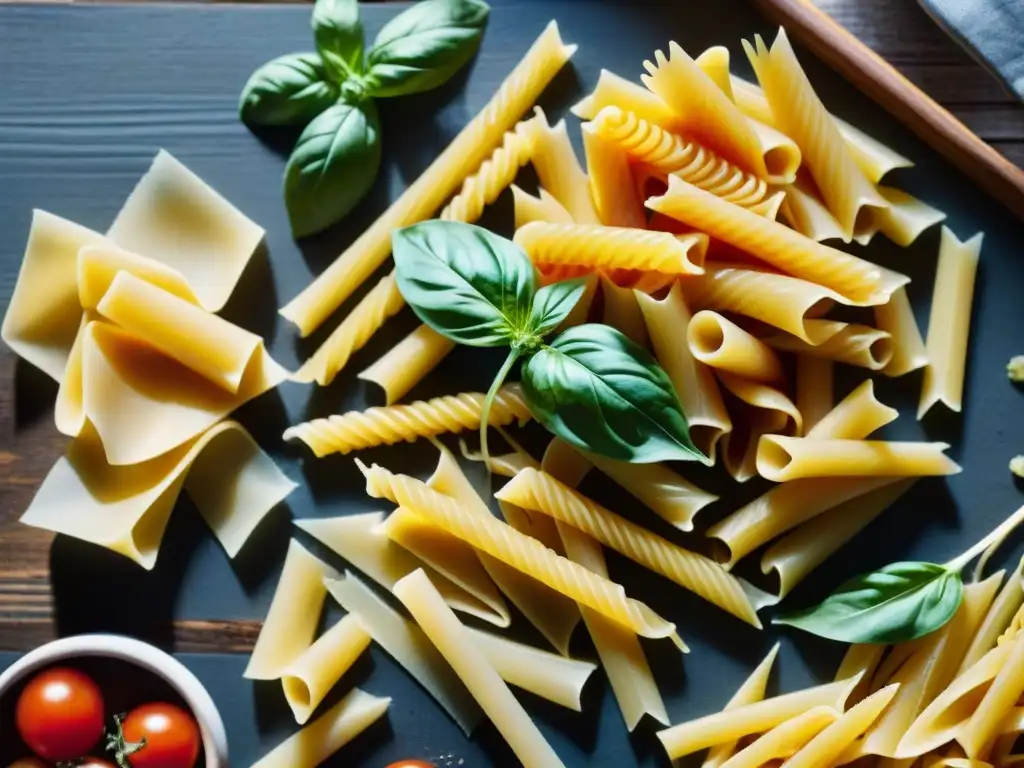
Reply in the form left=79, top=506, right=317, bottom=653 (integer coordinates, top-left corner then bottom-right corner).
left=1, top=1, right=1023, bottom=765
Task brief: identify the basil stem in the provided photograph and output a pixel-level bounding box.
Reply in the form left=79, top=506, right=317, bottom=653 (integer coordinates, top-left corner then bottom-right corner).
left=479, top=347, right=522, bottom=467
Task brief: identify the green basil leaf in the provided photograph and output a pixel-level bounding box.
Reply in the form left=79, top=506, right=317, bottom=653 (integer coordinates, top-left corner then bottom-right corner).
left=284, top=100, right=382, bottom=237
left=312, top=0, right=364, bottom=81
left=239, top=53, right=338, bottom=127
left=366, top=0, right=490, bottom=98
left=521, top=324, right=707, bottom=464
left=529, top=278, right=588, bottom=338
left=393, top=221, right=536, bottom=347
left=774, top=561, right=964, bottom=643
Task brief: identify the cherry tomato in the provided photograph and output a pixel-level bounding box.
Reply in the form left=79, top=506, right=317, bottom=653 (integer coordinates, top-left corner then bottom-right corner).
left=385, top=762, right=436, bottom=768
left=112, top=703, right=200, bottom=768
left=15, top=666, right=105, bottom=761
left=8, top=759, right=50, bottom=768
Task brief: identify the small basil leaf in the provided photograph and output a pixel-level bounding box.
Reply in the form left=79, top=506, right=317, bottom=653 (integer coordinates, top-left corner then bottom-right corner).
left=312, top=0, right=364, bottom=81
left=239, top=53, right=338, bottom=127
left=366, top=0, right=489, bottom=98
left=774, top=561, right=964, bottom=644
left=284, top=100, right=381, bottom=237
left=521, top=323, right=706, bottom=464
left=530, top=278, right=588, bottom=338
left=392, top=221, right=536, bottom=347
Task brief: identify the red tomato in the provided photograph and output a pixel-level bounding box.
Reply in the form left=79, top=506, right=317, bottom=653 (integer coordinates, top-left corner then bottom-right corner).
left=110, top=703, right=200, bottom=768
left=385, top=762, right=436, bottom=768
left=15, top=666, right=105, bottom=761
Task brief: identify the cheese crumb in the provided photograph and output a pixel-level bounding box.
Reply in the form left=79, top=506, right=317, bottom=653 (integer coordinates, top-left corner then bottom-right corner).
left=1009, top=356, right=1024, bottom=382
left=1012, top=456, right=1024, bottom=478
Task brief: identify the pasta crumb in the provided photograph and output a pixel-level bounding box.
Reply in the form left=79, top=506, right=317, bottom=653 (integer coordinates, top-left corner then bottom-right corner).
left=1009, top=355, right=1024, bottom=382
left=1012, top=456, right=1024, bottom=478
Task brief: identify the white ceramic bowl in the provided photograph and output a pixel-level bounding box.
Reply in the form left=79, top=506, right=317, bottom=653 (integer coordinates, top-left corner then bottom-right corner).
left=0, top=634, right=228, bottom=767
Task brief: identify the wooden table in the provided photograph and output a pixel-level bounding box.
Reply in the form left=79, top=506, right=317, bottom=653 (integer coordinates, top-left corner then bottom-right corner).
left=1, top=0, right=1022, bottom=654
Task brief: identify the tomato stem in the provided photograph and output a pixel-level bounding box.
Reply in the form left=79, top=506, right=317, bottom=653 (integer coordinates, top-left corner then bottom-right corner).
left=105, top=713, right=147, bottom=768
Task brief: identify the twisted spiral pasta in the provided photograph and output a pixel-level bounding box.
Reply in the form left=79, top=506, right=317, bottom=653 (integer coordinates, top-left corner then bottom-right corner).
left=358, top=462, right=684, bottom=646
left=284, top=386, right=532, bottom=457
left=514, top=221, right=707, bottom=275
left=495, top=468, right=762, bottom=627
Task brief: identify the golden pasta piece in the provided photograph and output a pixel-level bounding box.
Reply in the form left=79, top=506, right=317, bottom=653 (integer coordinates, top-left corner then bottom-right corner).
left=527, top=108, right=600, bottom=224
left=688, top=311, right=784, bottom=383
left=756, top=436, right=961, bottom=482
left=763, top=321, right=895, bottom=371
left=280, top=22, right=576, bottom=336
left=357, top=324, right=457, bottom=405
left=835, top=644, right=887, bottom=704
left=649, top=176, right=908, bottom=306
left=785, top=685, right=900, bottom=768
left=875, top=186, right=947, bottom=247
left=582, top=122, right=647, bottom=228
left=720, top=707, right=839, bottom=768
left=283, top=385, right=531, bottom=457
left=779, top=182, right=847, bottom=243
left=744, top=30, right=888, bottom=239
left=919, top=227, right=983, bottom=418
left=511, top=184, right=575, bottom=228
left=77, top=243, right=197, bottom=312
left=514, top=221, right=708, bottom=276
left=960, top=557, right=1024, bottom=675
left=718, top=371, right=802, bottom=434
left=600, top=276, right=650, bottom=347
left=717, top=371, right=802, bottom=483
left=795, top=355, right=834, bottom=433
left=496, top=467, right=763, bottom=627
left=875, top=287, right=929, bottom=377
left=572, top=68, right=676, bottom=127
left=695, top=45, right=734, bottom=98
left=807, top=379, right=899, bottom=441
left=358, top=461, right=684, bottom=647
left=957, top=632, right=1024, bottom=758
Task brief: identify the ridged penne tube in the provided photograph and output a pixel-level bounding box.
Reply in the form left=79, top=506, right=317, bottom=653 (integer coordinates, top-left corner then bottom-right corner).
left=688, top=311, right=785, bottom=383
left=959, top=557, right=1024, bottom=675
left=836, top=644, right=887, bottom=705
left=796, top=356, right=834, bottom=432
left=280, top=22, right=576, bottom=336
left=588, top=107, right=779, bottom=212
left=720, top=707, right=840, bottom=768
left=875, top=287, right=929, bottom=377
left=717, top=372, right=802, bottom=435
left=919, top=227, right=983, bottom=419
left=683, top=263, right=844, bottom=345
left=572, top=68, right=676, bottom=126
left=703, top=644, right=781, bottom=768
left=439, top=117, right=537, bottom=222
left=957, top=633, right=1024, bottom=758
left=511, top=184, right=574, bottom=227
left=875, top=186, right=947, bottom=247
left=582, top=123, right=646, bottom=228
left=807, top=379, right=899, bottom=441
left=358, top=461, right=683, bottom=646
left=717, top=373, right=802, bottom=483
left=785, top=685, right=901, bottom=768
left=756, top=436, right=961, bottom=482
left=527, top=108, right=600, bottom=224
left=514, top=221, right=707, bottom=276
left=649, top=176, right=907, bottom=306
left=292, top=272, right=406, bottom=386
left=744, top=30, right=888, bottom=239
left=496, top=467, right=762, bottom=626
left=600, top=276, right=649, bottom=347
left=283, top=386, right=531, bottom=457
left=637, top=283, right=732, bottom=461
left=357, top=324, right=456, bottom=405
left=656, top=674, right=862, bottom=760
left=779, top=182, right=847, bottom=242
left=763, top=321, right=895, bottom=371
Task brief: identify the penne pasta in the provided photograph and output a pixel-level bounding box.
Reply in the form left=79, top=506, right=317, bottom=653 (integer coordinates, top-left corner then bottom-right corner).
left=688, top=311, right=785, bottom=383
left=919, top=227, right=984, bottom=418
left=512, top=184, right=575, bottom=227
left=875, top=287, right=929, bottom=377
left=785, top=685, right=900, bottom=768
left=756, top=436, right=961, bottom=481
left=959, top=556, right=1024, bottom=675
left=582, top=122, right=647, bottom=228
left=720, top=707, right=840, bottom=768
left=600, top=276, right=651, bottom=347
left=357, top=324, right=457, bottom=405
left=717, top=372, right=802, bottom=482
left=572, top=68, right=676, bottom=127
left=875, top=186, right=947, bottom=247
left=779, top=181, right=847, bottom=242
left=717, top=371, right=802, bottom=435
left=527, top=108, right=600, bottom=224
left=836, top=644, right=887, bottom=705
left=957, top=630, right=1024, bottom=758
left=763, top=320, right=895, bottom=371
left=795, top=355, right=834, bottom=432
left=807, top=379, right=899, bottom=441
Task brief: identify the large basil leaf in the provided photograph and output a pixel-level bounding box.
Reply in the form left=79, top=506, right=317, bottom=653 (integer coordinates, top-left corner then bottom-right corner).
left=774, top=562, right=964, bottom=643
left=312, top=0, right=365, bottom=81
left=521, top=324, right=706, bottom=464
left=529, top=279, right=587, bottom=338
left=366, top=0, right=490, bottom=98
left=284, top=100, right=381, bottom=237
left=392, top=221, right=536, bottom=347
left=239, top=53, right=338, bottom=127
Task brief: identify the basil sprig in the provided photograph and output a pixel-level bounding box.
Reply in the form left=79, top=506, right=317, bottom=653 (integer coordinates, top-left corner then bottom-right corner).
left=239, top=0, right=490, bottom=237
left=392, top=220, right=708, bottom=465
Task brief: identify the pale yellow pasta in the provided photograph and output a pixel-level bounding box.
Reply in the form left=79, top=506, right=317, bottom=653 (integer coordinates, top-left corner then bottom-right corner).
left=717, top=371, right=802, bottom=434
left=959, top=556, right=1024, bottom=675
left=325, top=572, right=483, bottom=736
left=695, top=45, right=734, bottom=97
left=779, top=182, right=847, bottom=242
left=281, top=615, right=372, bottom=725
left=717, top=372, right=802, bottom=483
left=957, top=632, right=1024, bottom=758
left=688, top=310, right=785, bottom=383
left=836, top=644, right=887, bottom=705
left=572, top=68, right=676, bottom=126
left=514, top=221, right=707, bottom=275
left=649, top=176, right=908, bottom=306
left=796, top=355, right=834, bottom=433
left=600, top=276, right=650, bottom=347
left=721, top=707, right=840, bottom=768
left=703, top=644, right=781, bottom=768
left=763, top=321, right=895, bottom=371
left=358, top=460, right=683, bottom=645
left=786, top=685, right=900, bottom=768
left=496, top=467, right=762, bottom=627
left=279, top=22, right=576, bottom=335
left=875, top=186, right=947, bottom=247
left=682, top=263, right=844, bottom=345
left=357, top=324, right=457, bottom=405
left=875, top=287, right=929, bottom=377
left=582, top=122, right=646, bottom=228
left=757, top=436, right=960, bottom=481
left=807, top=379, right=899, bottom=440
left=283, top=386, right=531, bottom=456
left=919, top=227, right=984, bottom=418
left=394, top=570, right=566, bottom=768
left=77, top=243, right=197, bottom=312
left=250, top=688, right=390, bottom=768
left=744, top=30, right=888, bottom=239
left=656, top=675, right=862, bottom=760
left=636, top=283, right=732, bottom=461
left=245, top=539, right=333, bottom=680
left=527, top=108, right=600, bottom=224
left=512, top=184, right=575, bottom=227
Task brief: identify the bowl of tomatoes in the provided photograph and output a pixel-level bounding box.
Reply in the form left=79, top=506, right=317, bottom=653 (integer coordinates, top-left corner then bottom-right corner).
left=0, top=634, right=226, bottom=768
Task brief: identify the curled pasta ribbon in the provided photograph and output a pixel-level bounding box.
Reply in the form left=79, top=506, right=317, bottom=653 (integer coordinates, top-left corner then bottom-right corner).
left=590, top=106, right=776, bottom=212
left=284, top=385, right=532, bottom=457
left=358, top=461, right=685, bottom=648
left=514, top=221, right=707, bottom=275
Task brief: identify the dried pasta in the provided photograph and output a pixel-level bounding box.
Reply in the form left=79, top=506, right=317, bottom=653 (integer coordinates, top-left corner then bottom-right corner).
left=763, top=321, right=895, bottom=371
left=807, top=379, right=899, bottom=441
left=512, top=184, right=575, bottom=227
left=957, top=630, right=1024, bottom=758
left=721, top=707, right=839, bottom=768
left=959, top=556, right=1024, bottom=674
left=779, top=182, right=847, bottom=242
left=357, top=324, right=457, bottom=405
left=875, top=186, right=947, bottom=247
left=717, top=371, right=802, bottom=482
left=572, top=68, right=677, bottom=127
left=527, top=108, right=600, bottom=224
left=785, top=685, right=900, bottom=768
left=875, top=287, right=929, bottom=377
left=919, top=227, right=983, bottom=418
left=756, top=436, right=961, bottom=481
left=687, top=310, right=785, bottom=383
left=581, top=122, right=647, bottom=228
left=283, top=385, right=531, bottom=456
left=600, top=276, right=650, bottom=347
left=795, top=355, right=834, bottom=432
left=279, top=21, right=576, bottom=336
